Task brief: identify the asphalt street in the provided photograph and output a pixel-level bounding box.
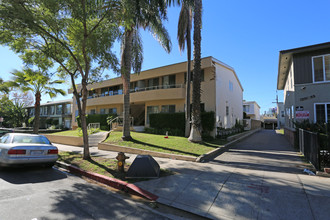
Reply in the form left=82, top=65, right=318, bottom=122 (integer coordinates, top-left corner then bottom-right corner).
left=0, top=166, right=171, bottom=220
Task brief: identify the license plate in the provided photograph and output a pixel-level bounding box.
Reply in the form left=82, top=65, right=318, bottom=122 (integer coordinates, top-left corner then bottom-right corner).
left=31, top=150, right=43, bottom=156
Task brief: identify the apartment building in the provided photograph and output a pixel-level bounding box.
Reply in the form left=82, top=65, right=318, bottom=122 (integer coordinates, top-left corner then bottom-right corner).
left=243, top=101, right=260, bottom=120
left=71, top=56, right=244, bottom=136
left=27, top=99, right=73, bottom=129
left=278, top=42, right=330, bottom=128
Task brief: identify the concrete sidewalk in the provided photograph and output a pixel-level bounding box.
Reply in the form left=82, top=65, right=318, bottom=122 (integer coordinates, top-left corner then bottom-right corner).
left=55, top=130, right=330, bottom=220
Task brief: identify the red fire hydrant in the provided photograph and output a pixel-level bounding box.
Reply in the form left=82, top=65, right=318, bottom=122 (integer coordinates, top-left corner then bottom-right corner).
left=116, top=152, right=129, bottom=173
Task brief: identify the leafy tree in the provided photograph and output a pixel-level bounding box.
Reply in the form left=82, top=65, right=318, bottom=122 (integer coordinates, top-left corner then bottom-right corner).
left=8, top=68, right=66, bottom=133
left=188, top=0, right=202, bottom=142
left=119, top=0, right=171, bottom=140
left=0, top=95, right=27, bottom=128
left=0, top=0, right=120, bottom=160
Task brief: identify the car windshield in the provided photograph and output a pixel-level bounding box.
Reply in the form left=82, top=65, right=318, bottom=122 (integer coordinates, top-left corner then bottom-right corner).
left=12, top=135, right=50, bottom=144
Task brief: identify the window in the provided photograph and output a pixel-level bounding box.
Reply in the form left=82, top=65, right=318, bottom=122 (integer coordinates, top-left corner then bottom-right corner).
left=56, top=105, right=62, bottom=115
left=50, top=106, right=55, bottom=115
left=312, top=55, right=330, bottom=82
left=100, top=108, right=106, bottom=114
left=90, top=109, right=96, bottom=115
left=161, top=105, right=175, bottom=113
left=229, top=81, right=233, bottom=92
left=243, top=105, right=250, bottom=113
left=315, top=103, right=330, bottom=123
left=64, top=104, right=71, bottom=114
left=226, top=106, right=229, bottom=116
left=44, top=106, right=48, bottom=115
left=147, top=106, right=159, bottom=124
left=29, top=108, right=35, bottom=116
left=162, top=75, right=176, bottom=88
left=148, top=78, right=159, bottom=90
left=101, top=87, right=109, bottom=96
left=109, top=108, right=117, bottom=114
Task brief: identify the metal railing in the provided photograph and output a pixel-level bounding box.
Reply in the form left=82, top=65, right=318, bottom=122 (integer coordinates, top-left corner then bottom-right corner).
left=87, top=123, right=100, bottom=130
left=299, top=129, right=320, bottom=170
left=108, top=116, right=134, bottom=131
left=87, top=84, right=184, bottom=99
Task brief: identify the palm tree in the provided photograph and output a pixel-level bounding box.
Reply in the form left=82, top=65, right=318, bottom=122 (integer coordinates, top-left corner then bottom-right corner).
left=188, top=0, right=202, bottom=142
left=8, top=69, right=66, bottom=133
left=120, top=0, right=171, bottom=141
left=177, top=1, right=193, bottom=137
left=0, top=78, right=9, bottom=95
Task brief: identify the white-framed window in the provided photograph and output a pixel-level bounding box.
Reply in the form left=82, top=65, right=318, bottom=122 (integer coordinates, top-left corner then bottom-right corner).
left=100, top=108, right=106, bottom=114
left=243, top=105, right=250, bottom=113
left=314, top=103, right=330, bottom=123
left=312, top=54, right=330, bottom=83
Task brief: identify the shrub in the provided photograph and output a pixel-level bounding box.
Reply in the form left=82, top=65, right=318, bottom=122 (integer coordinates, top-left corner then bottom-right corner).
left=148, top=111, right=216, bottom=137
left=77, top=114, right=117, bottom=128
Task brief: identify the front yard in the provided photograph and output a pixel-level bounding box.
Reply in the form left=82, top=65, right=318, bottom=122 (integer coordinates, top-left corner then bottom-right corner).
left=105, top=131, right=227, bottom=157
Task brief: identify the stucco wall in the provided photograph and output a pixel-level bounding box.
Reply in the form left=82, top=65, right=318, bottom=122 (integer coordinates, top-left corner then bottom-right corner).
left=44, top=134, right=83, bottom=146
left=215, top=63, right=243, bottom=129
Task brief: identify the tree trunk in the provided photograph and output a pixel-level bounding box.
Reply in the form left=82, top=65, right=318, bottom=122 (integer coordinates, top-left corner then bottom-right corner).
left=121, top=29, right=134, bottom=141
left=33, top=91, right=41, bottom=134
left=188, top=0, right=202, bottom=143
left=81, top=79, right=91, bottom=160
left=185, top=28, right=192, bottom=138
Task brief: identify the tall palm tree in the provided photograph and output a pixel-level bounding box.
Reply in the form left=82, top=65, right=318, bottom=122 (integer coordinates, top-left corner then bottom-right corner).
left=120, top=0, right=171, bottom=141
left=8, top=69, right=66, bottom=133
left=177, top=1, right=193, bottom=137
left=188, top=0, right=202, bottom=142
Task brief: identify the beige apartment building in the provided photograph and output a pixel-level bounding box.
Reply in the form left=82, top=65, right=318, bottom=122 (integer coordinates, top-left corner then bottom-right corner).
left=71, top=56, right=243, bottom=137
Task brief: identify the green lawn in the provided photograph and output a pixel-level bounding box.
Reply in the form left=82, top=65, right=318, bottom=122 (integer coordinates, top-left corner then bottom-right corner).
left=105, top=131, right=227, bottom=157
left=49, top=129, right=106, bottom=137
left=57, top=151, right=172, bottom=182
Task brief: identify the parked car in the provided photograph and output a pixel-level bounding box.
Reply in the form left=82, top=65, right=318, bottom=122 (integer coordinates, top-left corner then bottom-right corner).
left=0, top=133, right=58, bottom=167
left=0, top=128, right=13, bottom=137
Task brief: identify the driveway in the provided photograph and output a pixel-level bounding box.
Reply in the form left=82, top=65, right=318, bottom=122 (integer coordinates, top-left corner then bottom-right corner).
left=135, top=129, right=330, bottom=220
left=210, top=129, right=306, bottom=173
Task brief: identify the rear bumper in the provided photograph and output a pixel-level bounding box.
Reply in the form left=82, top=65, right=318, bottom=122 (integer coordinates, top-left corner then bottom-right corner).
left=0, top=156, right=58, bottom=166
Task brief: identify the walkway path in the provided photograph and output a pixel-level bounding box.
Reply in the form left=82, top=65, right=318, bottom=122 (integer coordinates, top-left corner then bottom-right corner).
left=55, top=130, right=330, bottom=220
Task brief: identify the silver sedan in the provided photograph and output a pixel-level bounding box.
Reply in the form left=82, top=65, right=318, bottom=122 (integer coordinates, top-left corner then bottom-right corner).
left=0, top=133, right=58, bottom=167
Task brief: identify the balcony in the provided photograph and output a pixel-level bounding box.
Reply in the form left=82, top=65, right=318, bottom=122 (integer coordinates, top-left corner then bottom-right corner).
left=86, top=84, right=185, bottom=106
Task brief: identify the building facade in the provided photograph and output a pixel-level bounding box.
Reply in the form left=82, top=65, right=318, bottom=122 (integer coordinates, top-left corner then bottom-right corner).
left=243, top=101, right=261, bottom=120
left=278, top=42, right=330, bottom=128
left=71, top=57, right=244, bottom=136
left=27, top=99, right=73, bottom=129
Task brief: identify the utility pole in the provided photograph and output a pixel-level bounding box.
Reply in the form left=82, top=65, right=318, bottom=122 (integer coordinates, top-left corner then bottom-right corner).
left=272, top=91, right=280, bottom=129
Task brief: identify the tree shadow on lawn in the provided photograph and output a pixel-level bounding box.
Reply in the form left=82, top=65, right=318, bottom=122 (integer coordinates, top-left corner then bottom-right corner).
left=130, top=138, right=201, bottom=157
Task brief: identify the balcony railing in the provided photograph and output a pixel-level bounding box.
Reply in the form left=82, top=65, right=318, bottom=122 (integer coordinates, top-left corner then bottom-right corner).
left=88, top=84, right=184, bottom=100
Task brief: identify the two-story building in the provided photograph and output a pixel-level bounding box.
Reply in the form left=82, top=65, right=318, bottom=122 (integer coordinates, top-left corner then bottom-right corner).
left=27, top=99, right=73, bottom=129
left=71, top=56, right=244, bottom=137
left=278, top=42, right=330, bottom=129
left=243, top=101, right=260, bottom=120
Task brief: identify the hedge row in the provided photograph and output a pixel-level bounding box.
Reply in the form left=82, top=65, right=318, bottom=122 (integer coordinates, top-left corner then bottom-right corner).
left=77, top=114, right=117, bottom=129
left=149, top=111, right=215, bottom=136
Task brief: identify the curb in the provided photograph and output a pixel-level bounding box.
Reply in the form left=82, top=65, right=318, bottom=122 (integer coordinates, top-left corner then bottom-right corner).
left=196, top=128, right=261, bottom=162
left=55, top=161, right=158, bottom=201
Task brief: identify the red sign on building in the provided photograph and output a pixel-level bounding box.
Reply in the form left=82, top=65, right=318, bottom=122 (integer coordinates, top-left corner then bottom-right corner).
left=296, top=111, right=309, bottom=119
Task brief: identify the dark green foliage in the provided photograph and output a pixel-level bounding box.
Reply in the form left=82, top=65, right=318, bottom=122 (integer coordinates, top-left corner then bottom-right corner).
left=144, top=127, right=185, bottom=137
left=77, top=114, right=117, bottom=128
left=148, top=111, right=216, bottom=137
left=201, top=111, right=215, bottom=134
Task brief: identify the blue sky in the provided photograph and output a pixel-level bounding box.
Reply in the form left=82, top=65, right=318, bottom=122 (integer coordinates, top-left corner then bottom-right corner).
left=1, top=0, right=330, bottom=114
